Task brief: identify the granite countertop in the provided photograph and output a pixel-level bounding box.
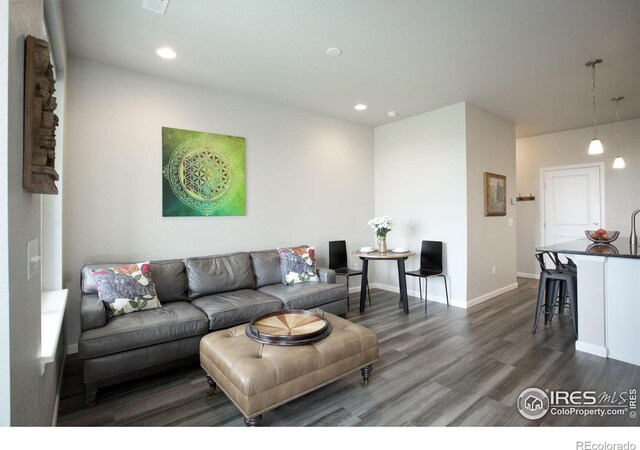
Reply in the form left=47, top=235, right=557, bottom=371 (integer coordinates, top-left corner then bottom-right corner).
left=536, top=238, right=640, bottom=259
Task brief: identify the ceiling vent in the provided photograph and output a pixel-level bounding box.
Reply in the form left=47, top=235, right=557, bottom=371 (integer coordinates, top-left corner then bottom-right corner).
left=142, top=0, right=170, bottom=15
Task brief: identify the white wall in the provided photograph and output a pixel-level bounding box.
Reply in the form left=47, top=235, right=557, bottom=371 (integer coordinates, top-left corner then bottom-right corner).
left=63, top=58, right=375, bottom=349
left=516, top=118, right=640, bottom=275
left=2, top=0, right=62, bottom=426
left=465, top=104, right=517, bottom=303
left=40, top=0, right=67, bottom=293
left=373, top=103, right=468, bottom=305
left=0, top=0, right=11, bottom=427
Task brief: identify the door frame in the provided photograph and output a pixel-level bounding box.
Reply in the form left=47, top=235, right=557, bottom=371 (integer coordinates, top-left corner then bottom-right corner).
left=539, top=162, right=605, bottom=247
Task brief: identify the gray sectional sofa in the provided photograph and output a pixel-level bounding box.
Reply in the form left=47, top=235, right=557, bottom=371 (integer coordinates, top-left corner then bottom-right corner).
left=78, top=249, right=348, bottom=404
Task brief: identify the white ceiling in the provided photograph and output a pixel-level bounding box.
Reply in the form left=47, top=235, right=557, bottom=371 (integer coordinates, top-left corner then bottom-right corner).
left=61, top=0, right=640, bottom=138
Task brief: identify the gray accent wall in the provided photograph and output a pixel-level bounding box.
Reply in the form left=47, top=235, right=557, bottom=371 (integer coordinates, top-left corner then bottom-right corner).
left=465, top=104, right=517, bottom=302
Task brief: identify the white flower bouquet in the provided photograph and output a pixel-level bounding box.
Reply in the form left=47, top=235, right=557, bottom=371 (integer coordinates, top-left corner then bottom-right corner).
left=367, top=216, right=395, bottom=237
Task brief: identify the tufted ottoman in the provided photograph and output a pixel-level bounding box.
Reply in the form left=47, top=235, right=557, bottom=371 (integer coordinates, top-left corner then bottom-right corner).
left=199, top=311, right=379, bottom=426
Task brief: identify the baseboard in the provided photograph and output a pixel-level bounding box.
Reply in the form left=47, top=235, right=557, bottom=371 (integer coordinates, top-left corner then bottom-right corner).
left=466, top=282, right=519, bottom=308
left=517, top=272, right=540, bottom=280
left=348, top=286, right=361, bottom=294
left=370, top=282, right=467, bottom=309
left=575, top=341, right=608, bottom=358
left=67, top=343, right=78, bottom=355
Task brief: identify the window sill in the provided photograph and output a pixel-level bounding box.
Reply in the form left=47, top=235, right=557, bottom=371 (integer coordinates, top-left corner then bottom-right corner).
left=41, top=289, right=68, bottom=365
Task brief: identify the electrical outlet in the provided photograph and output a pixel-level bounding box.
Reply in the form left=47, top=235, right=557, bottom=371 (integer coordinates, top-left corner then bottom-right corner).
left=492, top=265, right=496, bottom=275
left=354, top=261, right=361, bottom=269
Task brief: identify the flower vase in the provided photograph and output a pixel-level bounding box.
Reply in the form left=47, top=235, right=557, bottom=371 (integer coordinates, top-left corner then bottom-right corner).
left=377, top=235, right=388, bottom=254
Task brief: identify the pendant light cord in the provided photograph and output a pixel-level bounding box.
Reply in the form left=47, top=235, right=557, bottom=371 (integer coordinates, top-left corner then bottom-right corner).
left=592, top=64, right=598, bottom=138
left=616, top=98, right=621, bottom=151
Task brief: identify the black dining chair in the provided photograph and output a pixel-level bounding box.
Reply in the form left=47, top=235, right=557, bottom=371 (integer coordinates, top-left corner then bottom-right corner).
left=405, top=240, right=449, bottom=315
left=329, top=240, right=370, bottom=310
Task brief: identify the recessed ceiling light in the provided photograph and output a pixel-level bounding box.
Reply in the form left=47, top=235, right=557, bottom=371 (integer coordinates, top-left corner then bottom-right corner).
left=354, top=104, right=367, bottom=111
left=326, top=47, right=343, bottom=56
left=387, top=110, right=398, bottom=118
left=156, top=47, right=177, bottom=59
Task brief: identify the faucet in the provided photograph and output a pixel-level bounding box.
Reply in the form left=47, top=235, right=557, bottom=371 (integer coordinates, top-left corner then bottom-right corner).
left=632, top=209, right=640, bottom=249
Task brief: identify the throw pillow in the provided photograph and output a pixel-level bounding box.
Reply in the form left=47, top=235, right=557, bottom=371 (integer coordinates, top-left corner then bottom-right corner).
left=92, top=261, right=161, bottom=318
left=277, top=246, right=319, bottom=285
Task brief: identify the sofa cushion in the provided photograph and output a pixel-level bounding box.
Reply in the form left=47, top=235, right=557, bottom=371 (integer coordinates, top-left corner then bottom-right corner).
left=78, top=302, right=208, bottom=359
left=82, top=259, right=188, bottom=302
left=186, top=253, right=255, bottom=300
left=92, top=261, right=161, bottom=318
left=191, top=289, right=283, bottom=331
left=277, top=246, right=319, bottom=285
left=150, top=260, right=188, bottom=302
left=249, top=250, right=282, bottom=288
left=258, top=282, right=347, bottom=310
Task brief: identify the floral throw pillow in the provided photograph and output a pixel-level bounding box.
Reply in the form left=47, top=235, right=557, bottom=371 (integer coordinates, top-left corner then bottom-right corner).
left=92, top=261, right=161, bottom=318
left=277, top=246, right=319, bottom=285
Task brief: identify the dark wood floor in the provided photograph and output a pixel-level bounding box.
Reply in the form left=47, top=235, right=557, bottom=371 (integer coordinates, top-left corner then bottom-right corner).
left=57, top=278, right=639, bottom=426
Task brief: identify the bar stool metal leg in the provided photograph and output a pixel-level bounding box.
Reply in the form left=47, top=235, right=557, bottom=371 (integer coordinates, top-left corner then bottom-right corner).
left=533, top=274, right=548, bottom=333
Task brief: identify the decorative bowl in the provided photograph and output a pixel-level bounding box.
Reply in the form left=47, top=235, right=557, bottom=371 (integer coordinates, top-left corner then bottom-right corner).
left=584, top=230, right=620, bottom=244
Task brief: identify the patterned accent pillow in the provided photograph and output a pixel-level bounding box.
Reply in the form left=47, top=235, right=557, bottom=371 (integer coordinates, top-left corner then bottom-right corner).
left=277, top=246, right=319, bottom=286
left=92, top=261, right=161, bottom=318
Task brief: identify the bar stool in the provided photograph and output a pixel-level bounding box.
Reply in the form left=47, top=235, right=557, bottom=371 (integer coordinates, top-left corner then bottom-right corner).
left=547, top=252, right=576, bottom=316
left=532, top=252, right=578, bottom=338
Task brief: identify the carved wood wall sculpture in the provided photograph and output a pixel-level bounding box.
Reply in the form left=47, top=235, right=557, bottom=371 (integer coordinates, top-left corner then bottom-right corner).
left=23, top=35, right=59, bottom=194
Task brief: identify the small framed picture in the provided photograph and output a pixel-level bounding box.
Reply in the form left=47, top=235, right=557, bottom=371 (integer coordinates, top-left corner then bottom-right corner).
left=484, top=172, right=507, bottom=216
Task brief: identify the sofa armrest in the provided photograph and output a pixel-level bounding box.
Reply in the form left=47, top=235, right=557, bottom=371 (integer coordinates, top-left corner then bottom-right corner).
left=317, top=267, right=336, bottom=284
left=81, top=294, right=106, bottom=332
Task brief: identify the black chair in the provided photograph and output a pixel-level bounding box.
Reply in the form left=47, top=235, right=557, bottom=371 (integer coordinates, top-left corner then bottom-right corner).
left=532, top=252, right=578, bottom=338
left=329, top=240, right=370, bottom=310
left=405, top=240, right=449, bottom=315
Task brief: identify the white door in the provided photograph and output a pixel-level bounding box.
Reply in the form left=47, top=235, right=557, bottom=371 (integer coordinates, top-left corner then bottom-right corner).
left=543, top=166, right=602, bottom=246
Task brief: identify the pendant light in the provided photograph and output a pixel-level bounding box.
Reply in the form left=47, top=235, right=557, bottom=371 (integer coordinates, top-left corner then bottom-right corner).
left=612, top=96, right=626, bottom=169
left=586, top=59, right=603, bottom=155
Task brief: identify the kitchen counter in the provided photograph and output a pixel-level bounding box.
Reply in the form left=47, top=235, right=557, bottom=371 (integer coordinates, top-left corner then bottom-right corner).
left=536, top=238, right=640, bottom=367
left=537, top=237, right=639, bottom=259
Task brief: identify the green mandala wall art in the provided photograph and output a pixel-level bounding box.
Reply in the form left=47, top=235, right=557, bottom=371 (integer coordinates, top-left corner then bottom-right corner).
left=162, top=127, right=246, bottom=216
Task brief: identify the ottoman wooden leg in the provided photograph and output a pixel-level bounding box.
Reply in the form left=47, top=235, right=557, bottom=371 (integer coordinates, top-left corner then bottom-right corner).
left=244, top=415, right=263, bottom=427
left=361, top=365, right=373, bottom=386
left=206, top=375, right=217, bottom=396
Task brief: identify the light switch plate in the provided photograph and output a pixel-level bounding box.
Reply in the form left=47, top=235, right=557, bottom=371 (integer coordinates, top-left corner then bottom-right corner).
left=27, top=239, right=40, bottom=281
left=508, top=218, right=514, bottom=226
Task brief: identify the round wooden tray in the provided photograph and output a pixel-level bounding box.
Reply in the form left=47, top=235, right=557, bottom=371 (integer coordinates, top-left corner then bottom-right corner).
left=246, top=310, right=332, bottom=345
